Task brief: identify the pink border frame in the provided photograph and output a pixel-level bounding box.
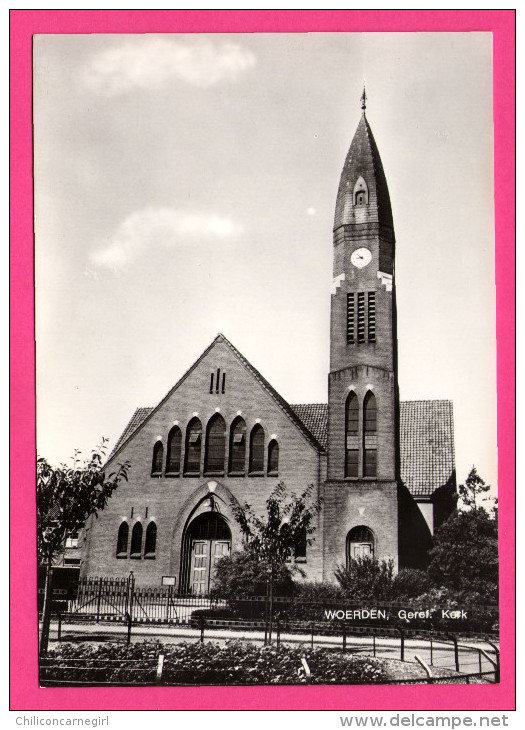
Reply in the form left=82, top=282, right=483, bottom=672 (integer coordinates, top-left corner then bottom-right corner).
left=10, top=10, right=515, bottom=711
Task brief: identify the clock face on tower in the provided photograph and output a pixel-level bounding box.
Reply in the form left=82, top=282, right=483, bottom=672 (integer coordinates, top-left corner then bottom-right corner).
left=350, top=247, right=372, bottom=269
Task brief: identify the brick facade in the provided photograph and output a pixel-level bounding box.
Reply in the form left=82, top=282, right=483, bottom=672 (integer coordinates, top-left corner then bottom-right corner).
left=81, top=102, right=455, bottom=587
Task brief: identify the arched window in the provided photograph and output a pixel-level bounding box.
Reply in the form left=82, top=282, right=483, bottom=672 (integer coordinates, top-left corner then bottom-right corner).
left=294, top=526, right=307, bottom=561
left=353, top=176, right=368, bottom=206
left=346, top=526, right=374, bottom=567
left=364, top=392, right=377, bottom=433
left=116, top=522, right=129, bottom=559
left=363, top=392, right=377, bottom=478
left=144, top=522, right=157, bottom=559
left=184, top=418, right=202, bottom=475
left=249, top=424, right=265, bottom=474
left=228, top=417, right=246, bottom=474
left=151, top=441, right=163, bottom=476
left=130, top=522, right=143, bottom=559
left=267, top=440, right=279, bottom=476
left=204, top=414, right=226, bottom=474
left=345, top=392, right=359, bottom=477
left=166, top=426, right=182, bottom=475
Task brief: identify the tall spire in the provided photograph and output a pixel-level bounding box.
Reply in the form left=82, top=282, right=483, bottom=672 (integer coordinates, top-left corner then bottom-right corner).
left=361, top=85, right=367, bottom=113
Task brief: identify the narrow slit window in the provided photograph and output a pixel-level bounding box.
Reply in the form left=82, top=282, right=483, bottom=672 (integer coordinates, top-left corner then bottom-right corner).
left=209, top=373, right=214, bottom=394
left=204, top=414, right=226, bottom=474
left=249, top=424, right=265, bottom=474
left=130, top=522, right=143, bottom=559
left=151, top=442, right=163, bottom=476
left=184, top=418, right=202, bottom=474
left=222, top=372, right=226, bottom=394
left=368, top=292, right=376, bottom=341
left=364, top=392, right=377, bottom=433
left=215, top=368, right=220, bottom=394
left=166, top=426, right=182, bottom=474
left=228, top=417, right=246, bottom=474
left=116, top=522, right=129, bottom=558
left=144, top=522, right=157, bottom=559
left=347, top=293, right=355, bottom=344
left=267, top=440, right=279, bottom=475
left=357, top=292, right=365, bottom=342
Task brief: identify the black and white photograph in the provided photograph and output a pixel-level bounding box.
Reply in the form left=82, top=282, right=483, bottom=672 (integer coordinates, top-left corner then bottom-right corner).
left=33, top=31, right=501, bottom=689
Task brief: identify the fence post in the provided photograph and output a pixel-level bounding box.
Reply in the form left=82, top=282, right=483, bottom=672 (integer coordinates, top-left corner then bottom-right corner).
left=311, top=621, right=315, bottom=650
left=156, top=654, right=164, bottom=684
left=373, top=634, right=376, bottom=658
left=276, top=618, right=281, bottom=649
left=126, top=612, right=132, bottom=645
left=429, top=637, right=433, bottom=666
left=200, top=615, right=205, bottom=643
left=127, top=571, right=135, bottom=622
left=484, top=641, right=500, bottom=683
left=342, top=622, right=346, bottom=653
left=447, top=634, right=460, bottom=672
left=96, top=577, right=102, bottom=622
left=399, top=629, right=405, bottom=662
left=165, top=586, right=171, bottom=622
left=479, top=650, right=483, bottom=674
left=57, top=613, right=62, bottom=642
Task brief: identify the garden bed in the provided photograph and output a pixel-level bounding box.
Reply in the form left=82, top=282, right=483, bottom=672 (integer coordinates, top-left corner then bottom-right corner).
left=40, top=640, right=468, bottom=686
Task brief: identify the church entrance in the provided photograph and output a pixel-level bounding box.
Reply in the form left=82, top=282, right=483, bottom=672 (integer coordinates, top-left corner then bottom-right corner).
left=181, top=512, right=231, bottom=594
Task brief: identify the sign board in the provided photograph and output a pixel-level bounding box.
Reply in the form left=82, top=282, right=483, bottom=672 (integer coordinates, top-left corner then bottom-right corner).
left=162, top=576, right=176, bottom=587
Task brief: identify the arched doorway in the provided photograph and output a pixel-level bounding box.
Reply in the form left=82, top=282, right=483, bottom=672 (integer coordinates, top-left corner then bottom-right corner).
left=180, top=512, right=231, bottom=594
left=346, top=526, right=375, bottom=568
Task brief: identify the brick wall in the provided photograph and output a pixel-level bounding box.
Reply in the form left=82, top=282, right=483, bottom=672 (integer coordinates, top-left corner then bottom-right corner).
left=82, top=339, right=324, bottom=587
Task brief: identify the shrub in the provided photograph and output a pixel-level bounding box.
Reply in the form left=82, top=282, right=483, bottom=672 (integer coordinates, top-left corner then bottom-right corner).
left=334, top=557, right=395, bottom=601
left=211, top=552, right=295, bottom=598
left=392, top=568, right=432, bottom=599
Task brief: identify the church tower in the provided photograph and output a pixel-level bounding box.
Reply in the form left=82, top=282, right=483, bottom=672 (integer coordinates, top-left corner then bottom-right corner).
left=323, top=91, right=400, bottom=577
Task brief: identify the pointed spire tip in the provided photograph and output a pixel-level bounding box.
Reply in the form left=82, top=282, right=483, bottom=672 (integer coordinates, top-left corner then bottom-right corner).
left=360, top=85, right=367, bottom=113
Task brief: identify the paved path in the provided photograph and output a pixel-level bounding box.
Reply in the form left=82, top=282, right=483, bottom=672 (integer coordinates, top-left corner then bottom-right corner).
left=46, top=620, right=498, bottom=676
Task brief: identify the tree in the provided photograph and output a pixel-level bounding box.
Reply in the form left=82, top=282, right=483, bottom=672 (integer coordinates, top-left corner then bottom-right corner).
left=228, top=482, right=322, bottom=638
left=37, top=439, right=129, bottom=654
left=457, top=466, right=497, bottom=513
left=428, top=469, right=498, bottom=603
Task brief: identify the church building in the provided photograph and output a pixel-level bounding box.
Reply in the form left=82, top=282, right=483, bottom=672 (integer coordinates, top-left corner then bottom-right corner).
left=80, top=94, right=456, bottom=591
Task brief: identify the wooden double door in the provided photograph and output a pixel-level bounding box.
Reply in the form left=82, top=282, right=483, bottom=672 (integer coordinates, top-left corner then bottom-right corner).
left=190, top=539, right=230, bottom=594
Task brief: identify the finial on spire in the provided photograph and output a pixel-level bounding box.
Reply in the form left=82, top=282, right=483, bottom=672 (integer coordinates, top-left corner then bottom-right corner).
left=361, top=85, right=367, bottom=113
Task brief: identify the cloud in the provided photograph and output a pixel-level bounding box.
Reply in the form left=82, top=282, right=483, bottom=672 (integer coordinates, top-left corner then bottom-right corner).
left=80, top=37, right=256, bottom=95
left=90, top=207, right=244, bottom=272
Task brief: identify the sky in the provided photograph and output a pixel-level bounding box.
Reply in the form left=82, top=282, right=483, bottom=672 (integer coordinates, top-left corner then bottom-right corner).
left=33, top=32, right=497, bottom=490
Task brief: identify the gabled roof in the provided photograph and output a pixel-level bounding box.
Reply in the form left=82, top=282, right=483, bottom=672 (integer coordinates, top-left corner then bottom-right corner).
left=107, top=334, right=325, bottom=463
left=334, top=112, right=394, bottom=231
left=399, top=400, right=456, bottom=497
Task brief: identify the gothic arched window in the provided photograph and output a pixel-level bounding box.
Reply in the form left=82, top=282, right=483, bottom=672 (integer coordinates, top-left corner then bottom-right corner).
left=364, top=392, right=377, bottom=433
left=267, top=440, right=279, bottom=476
left=228, top=417, right=246, bottom=474
left=249, top=424, right=265, bottom=474
left=184, top=418, right=202, bottom=475
left=116, top=522, right=129, bottom=559
left=346, top=526, right=374, bottom=567
left=204, top=413, right=226, bottom=474
left=345, top=392, right=359, bottom=477
left=363, top=392, right=377, bottom=478
left=166, top=426, right=182, bottom=475
left=144, top=522, right=157, bottom=559
left=130, top=522, right=143, bottom=559
left=151, top=441, right=163, bottom=476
